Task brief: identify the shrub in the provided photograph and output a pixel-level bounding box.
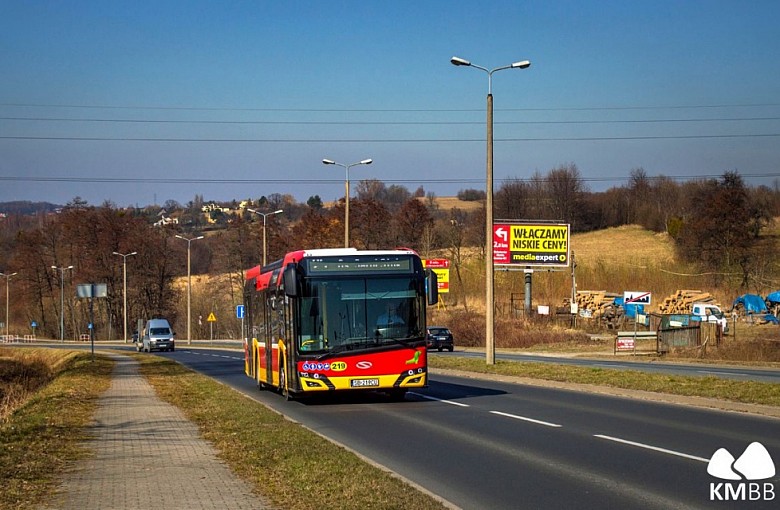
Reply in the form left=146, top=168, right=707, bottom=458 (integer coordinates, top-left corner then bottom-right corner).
left=456, top=189, right=486, bottom=201
left=440, top=310, right=591, bottom=349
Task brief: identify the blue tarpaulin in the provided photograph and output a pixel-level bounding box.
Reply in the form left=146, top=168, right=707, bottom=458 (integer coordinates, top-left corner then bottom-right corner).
left=614, top=297, right=645, bottom=319
left=766, top=291, right=780, bottom=304
left=732, top=294, right=767, bottom=314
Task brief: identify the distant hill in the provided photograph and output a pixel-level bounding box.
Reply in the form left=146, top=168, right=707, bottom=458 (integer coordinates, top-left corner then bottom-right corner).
left=420, top=196, right=483, bottom=212
left=0, top=201, right=61, bottom=215
left=571, top=224, right=676, bottom=265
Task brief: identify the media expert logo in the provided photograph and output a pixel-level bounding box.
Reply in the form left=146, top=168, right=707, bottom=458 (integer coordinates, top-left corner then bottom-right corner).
left=708, top=442, right=776, bottom=501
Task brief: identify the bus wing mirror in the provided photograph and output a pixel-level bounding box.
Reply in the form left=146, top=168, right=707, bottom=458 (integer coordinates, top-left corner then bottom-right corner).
left=426, top=269, right=438, bottom=306
left=283, top=263, right=299, bottom=297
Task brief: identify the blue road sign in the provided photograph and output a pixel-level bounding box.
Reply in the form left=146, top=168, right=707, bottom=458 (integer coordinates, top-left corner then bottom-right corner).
left=236, top=304, right=245, bottom=319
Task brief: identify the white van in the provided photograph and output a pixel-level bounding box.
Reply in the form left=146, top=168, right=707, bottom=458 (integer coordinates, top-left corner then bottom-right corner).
left=139, top=318, right=175, bottom=352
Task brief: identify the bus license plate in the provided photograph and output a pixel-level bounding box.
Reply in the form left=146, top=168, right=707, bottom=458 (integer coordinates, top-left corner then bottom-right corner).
left=351, top=378, right=379, bottom=388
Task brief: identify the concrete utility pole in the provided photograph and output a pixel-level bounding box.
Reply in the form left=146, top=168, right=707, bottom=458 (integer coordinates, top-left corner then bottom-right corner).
left=175, top=235, right=204, bottom=345
left=450, top=55, right=531, bottom=365
left=51, top=265, right=73, bottom=341
left=322, top=158, right=373, bottom=247
left=247, top=209, right=284, bottom=266
left=113, top=251, right=137, bottom=343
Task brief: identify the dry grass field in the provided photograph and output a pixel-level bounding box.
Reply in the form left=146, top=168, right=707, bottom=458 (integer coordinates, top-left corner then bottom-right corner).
left=571, top=224, right=677, bottom=266
left=0, top=348, right=77, bottom=422
left=422, top=195, right=484, bottom=212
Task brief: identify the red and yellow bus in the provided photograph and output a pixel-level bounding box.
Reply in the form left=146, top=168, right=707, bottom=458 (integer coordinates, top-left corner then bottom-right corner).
left=244, top=248, right=438, bottom=399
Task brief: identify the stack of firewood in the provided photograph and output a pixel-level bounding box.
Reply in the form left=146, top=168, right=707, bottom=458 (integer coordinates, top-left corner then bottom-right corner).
left=574, top=290, right=622, bottom=319
left=657, top=290, right=719, bottom=314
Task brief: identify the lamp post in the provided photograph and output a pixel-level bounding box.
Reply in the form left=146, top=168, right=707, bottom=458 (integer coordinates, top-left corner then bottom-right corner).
left=322, top=158, right=372, bottom=247
left=451, top=55, right=531, bottom=365
left=0, top=271, right=17, bottom=338
left=246, top=208, right=284, bottom=266
left=175, top=235, right=204, bottom=345
left=112, top=251, right=137, bottom=343
left=51, top=265, right=74, bottom=342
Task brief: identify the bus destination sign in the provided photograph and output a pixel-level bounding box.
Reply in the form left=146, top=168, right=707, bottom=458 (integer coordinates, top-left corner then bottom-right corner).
left=308, top=259, right=412, bottom=274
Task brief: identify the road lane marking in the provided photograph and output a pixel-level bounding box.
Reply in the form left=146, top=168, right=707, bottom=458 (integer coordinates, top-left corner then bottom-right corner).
left=697, top=370, right=750, bottom=377
left=186, top=351, right=242, bottom=361
left=408, top=392, right=470, bottom=407
left=490, top=411, right=562, bottom=428
left=594, top=434, right=709, bottom=462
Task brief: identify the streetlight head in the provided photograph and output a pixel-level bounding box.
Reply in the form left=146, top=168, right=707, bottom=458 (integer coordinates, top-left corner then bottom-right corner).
left=195, top=236, right=204, bottom=241
left=360, top=159, right=373, bottom=165
left=247, top=208, right=257, bottom=214
left=512, top=60, right=531, bottom=69
left=112, top=251, right=120, bottom=256
left=51, top=266, right=57, bottom=269
left=451, top=56, right=471, bottom=66
left=273, top=209, right=283, bottom=214
left=129, top=251, right=138, bottom=256
left=322, top=159, right=336, bottom=165
left=67, top=265, right=74, bottom=269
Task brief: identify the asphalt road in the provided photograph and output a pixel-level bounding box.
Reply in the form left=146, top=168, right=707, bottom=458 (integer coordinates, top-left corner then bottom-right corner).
left=159, top=347, right=780, bottom=510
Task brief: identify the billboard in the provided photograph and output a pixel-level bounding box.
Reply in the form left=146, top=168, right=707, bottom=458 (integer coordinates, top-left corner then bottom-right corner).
left=422, top=258, right=450, bottom=293
left=493, top=222, right=570, bottom=267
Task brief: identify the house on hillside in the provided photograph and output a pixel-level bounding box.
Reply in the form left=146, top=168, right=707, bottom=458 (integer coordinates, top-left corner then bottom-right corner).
left=153, top=208, right=179, bottom=227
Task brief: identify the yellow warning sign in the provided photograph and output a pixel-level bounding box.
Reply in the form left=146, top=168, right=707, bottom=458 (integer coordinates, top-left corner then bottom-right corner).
left=207, top=312, right=217, bottom=322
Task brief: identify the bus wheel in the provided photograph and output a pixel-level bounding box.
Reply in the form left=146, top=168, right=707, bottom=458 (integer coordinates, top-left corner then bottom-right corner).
left=279, top=366, right=291, bottom=401
left=389, top=389, right=407, bottom=401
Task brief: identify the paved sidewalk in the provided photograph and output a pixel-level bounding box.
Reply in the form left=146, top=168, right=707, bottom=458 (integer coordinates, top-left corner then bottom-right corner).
left=44, top=353, right=273, bottom=510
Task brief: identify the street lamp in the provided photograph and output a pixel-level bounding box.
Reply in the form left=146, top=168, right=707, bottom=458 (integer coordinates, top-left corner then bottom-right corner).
left=451, top=55, right=531, bottom=365
left=322, top=158, right=373, bottom=247
left=112, top=251, right=137, bottom=343
left=51, top=265, right=74, bottom=342
left=0, top=271, right=17, bottom=339
left=246, top=208, right=284, bottom=266
left=175, top=235, right=204, bottom=345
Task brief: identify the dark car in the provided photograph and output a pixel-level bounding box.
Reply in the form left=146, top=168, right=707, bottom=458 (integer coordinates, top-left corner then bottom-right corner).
left=426, top=326, right=454, bottom=352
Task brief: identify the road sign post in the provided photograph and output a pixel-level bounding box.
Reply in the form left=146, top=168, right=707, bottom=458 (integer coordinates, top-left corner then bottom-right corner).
left=207, top=312, right=217, bottom=344
left=77, top=283, right=107, bottom=361
left=236, top=305, right=245, bottom=343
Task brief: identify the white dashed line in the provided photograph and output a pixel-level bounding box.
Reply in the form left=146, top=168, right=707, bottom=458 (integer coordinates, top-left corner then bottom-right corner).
left=594, top=434, right=709, bottom=462
left=489, top=411, right=562, bottom=428
left=408, top=392, right=470, bottom=407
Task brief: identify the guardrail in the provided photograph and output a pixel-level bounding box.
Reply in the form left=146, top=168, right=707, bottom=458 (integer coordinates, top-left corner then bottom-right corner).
left=0, top=334, right=36, bottom=343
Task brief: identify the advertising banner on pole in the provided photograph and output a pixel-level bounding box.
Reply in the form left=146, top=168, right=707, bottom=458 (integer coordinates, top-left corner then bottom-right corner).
left=422, top=258, right=450, bottom=293
left=493, top=222, right=570, bottom=268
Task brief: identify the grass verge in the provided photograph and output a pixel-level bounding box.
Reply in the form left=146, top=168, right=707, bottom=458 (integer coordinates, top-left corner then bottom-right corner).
left=428, top=356, right=780, bottom=407
left=0, top=348, right=113, bottom=510
left=136, top=354, right=447, bottom=510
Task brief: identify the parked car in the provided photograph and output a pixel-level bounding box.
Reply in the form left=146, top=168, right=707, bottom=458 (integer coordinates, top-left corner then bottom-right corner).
left=426, top=326, right=454, bottom=352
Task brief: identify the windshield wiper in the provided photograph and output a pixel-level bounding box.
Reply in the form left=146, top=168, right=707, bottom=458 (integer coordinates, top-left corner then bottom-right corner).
left=387, top=336, right=419, bottom=347
left=316, top=339, right=374, bottom=360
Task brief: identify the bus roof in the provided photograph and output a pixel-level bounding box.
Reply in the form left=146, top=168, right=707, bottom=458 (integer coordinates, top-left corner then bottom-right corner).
left=244, top=248, right=420, bottom=291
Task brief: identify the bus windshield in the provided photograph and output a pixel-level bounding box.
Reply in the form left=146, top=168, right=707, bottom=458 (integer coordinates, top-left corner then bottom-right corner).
left=297, top=276, right=424, bottom=354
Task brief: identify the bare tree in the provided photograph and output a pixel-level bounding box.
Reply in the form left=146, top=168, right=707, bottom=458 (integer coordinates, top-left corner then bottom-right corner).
left=350, top=199, right=391, bottom=250
left=393, top=198, right=433, bottom=248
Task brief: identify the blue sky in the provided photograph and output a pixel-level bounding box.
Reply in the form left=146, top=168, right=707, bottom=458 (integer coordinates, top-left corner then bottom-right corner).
left=1, top=0, right=779, bottom=207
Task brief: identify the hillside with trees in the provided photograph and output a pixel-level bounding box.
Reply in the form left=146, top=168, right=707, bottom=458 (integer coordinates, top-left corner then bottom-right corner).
left=1, top=167, right=779, bottom=343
